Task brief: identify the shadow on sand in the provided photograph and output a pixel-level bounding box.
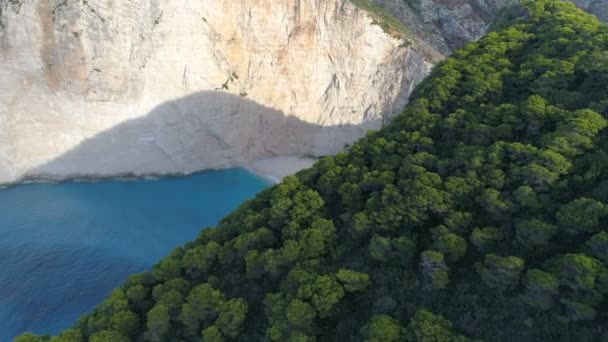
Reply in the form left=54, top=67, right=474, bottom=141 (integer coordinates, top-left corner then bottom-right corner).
left=26, top=91, right=377, bottom=181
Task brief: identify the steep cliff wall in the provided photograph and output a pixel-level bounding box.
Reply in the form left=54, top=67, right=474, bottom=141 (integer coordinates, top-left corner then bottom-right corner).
left=0, top=0, right=605, bottom=184
left=0, top=0, right=430, bottom=183
left=371, top=0, right=606, bottom=56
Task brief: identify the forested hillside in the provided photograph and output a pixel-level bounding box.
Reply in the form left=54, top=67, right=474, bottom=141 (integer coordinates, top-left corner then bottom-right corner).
left=17, top=0, right=608, bottom=341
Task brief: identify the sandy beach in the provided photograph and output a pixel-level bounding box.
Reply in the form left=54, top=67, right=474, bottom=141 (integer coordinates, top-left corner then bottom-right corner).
left=247, top=156, right=317, bottom=184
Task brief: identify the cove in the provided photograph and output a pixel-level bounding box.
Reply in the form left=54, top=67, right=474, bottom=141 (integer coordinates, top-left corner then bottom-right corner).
left=0, top=169, right=271, bottom=340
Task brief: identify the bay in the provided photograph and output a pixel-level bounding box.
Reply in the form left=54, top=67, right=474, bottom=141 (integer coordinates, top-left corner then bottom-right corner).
left=0, top=169, right=270, bottom=340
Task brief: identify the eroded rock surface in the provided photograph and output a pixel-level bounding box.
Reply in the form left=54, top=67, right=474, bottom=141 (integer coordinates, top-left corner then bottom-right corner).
left=0, top=0, right=430, bottom=183
left=0, top=0, right=605, bottom=184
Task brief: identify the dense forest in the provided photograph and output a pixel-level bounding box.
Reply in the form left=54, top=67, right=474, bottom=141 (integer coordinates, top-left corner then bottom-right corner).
left=17, top=0, right=608, bottom=341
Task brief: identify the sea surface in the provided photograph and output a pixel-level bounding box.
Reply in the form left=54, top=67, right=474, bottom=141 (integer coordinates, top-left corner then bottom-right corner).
left=0, top=169, right=270, bottom=340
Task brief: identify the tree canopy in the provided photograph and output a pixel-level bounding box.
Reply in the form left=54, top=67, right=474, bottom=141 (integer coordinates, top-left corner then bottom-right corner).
left=17, top=1, right=608, bottom=341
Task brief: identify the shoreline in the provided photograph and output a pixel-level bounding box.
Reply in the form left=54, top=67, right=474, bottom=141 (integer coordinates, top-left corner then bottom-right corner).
left=245, top=168, right=282, bottom=184
left=246, top=156, right=317, bottom=184
left=0, top=156, right=318, bottom=188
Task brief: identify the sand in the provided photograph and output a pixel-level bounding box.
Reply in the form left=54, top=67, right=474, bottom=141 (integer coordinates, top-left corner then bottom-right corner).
left=247, top=156, right=317, bottom=184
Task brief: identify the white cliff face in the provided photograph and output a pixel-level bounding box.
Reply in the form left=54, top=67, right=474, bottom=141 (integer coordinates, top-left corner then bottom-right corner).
left=1, top=0, right=604, bottom=185
left=0, top=0, right=430, bottom=184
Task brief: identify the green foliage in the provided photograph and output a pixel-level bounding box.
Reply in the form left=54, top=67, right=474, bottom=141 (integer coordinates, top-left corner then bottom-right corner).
left=432, top=232, right=468, bottom=262
left=201, top=325, right=225, bottom=342
left=522, top=269, right=559, bottom=310
left=369, top=234, right=416, bottom=264
left=515, top=219, right=557, bottom=248
left=587, top=232, right=608, bottom=263
left=336, top=269, right=371, bottom=292
left=477, top=254, right=525, bottom=291
left=360, top=315, right=404, bottom=342
left=549, top=253, right=608, bottom=312
left=50, top=329, right=83, bottom=342
left=215, top=298, right=248, bottom=338
left=349, top=0, right=409, bottom=39
left=298, top=274, right=345, bottom=318
left=556, top=198, right=607, bottom=234
left=469, top=227, right=503, bottom=250
left=144, top=304, right=170, bottom=342
left=405, top=309, right=456, bottom=342
left=286, top=299, right=316, bottom=329
left=14, top=334, right=46, bottom=342
left=89, top=330, right=128, bottom=342
left=20, top=1, right=608, bottom=341
left=420, top=250, right=449, bottom=290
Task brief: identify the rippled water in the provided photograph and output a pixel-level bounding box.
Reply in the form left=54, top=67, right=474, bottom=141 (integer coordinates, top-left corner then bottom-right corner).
left=0, top=169, right=270, bottom=340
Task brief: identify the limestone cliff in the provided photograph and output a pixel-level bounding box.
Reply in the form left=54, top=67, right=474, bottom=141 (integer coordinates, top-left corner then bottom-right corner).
left=0, top=0, right=433, bottom=184
left=371, top=0, right=606, bottom=56
left=0, top=0, right=605, bottom=184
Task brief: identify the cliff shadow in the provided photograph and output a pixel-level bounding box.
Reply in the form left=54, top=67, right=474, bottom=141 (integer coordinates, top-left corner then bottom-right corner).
left=25, top=91, right=377, bottom=181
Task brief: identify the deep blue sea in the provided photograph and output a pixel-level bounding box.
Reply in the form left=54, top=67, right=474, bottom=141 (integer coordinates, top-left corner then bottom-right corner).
left=0, top=169, right=270, bottom=340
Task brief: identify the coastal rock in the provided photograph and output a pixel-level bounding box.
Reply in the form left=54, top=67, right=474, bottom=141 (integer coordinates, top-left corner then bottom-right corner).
left=0, top=0, right=605, bottom=184
left=0, top=0, right=429, bottom=184
left=372, top=0, right=515, bottom=55
left=372, top=0, right=606, bottom=55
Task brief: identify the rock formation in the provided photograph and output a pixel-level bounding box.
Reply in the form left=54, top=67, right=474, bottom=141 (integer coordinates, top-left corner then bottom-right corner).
left=0, top=0, right=604, bottom=184
left=0, top=0, right=432, bottom=184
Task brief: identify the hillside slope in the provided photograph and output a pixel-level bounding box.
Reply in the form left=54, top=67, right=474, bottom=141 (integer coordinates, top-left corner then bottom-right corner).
left=0, top=0, right=427, bottom=184
left=360, top=0, right=606, bottom=56
left=0, top=0, right=604, bottom=185
left=17, top=0, right=608, bottom=341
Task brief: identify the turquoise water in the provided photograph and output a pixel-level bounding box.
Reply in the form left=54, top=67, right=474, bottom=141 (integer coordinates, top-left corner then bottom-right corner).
left=0, top=169, right=270, bottom=340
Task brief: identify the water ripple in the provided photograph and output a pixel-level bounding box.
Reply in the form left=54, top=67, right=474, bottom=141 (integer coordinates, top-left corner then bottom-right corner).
left=0, top=168, right=269, bottom=340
